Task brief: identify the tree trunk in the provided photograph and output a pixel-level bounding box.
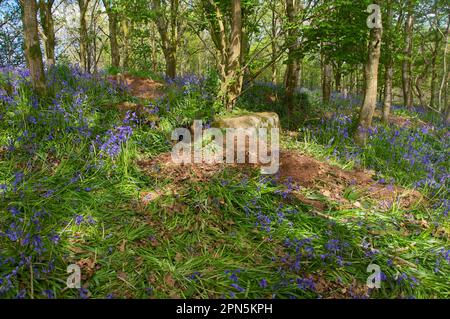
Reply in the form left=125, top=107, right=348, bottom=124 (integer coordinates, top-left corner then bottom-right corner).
left=334, top=62, right=342, bottom=93
left=121, top=19, right=130, bottom=69
left=439, top=14, right=450, bottom=114
left=22, top=0, right=46, bottom=93
left=164, top=47, right=177, bottom=79
left=322, top=57, right=332, bottom=104
left=382, top=0, right=393, bottom=122
left=271, top=0, right=277, bottom=84
left=152, top=0, right=179, bottom=79
left=356, top=16, right=382, bottom=144
left=284, top=0, right=301, bottom=116
left=78, top=0, right=89, bottom=72
left=224, top=0, right=243, bottom=110
left=103, top=0, right=120, bottom=69
left=402, top=0, right=414, bottom=109
left=151, top=25, right=158, bottom=73
left=39, top=0, right=55, bottom=67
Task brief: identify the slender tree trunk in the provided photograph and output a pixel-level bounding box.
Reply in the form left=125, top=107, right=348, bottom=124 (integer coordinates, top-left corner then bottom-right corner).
left=439, top=14, right=449, bottom=115
left=39, top=0, right=55, bottom=67
left=103, top=0, right=120, bottom=69
left=271, top=0, right=277, bottom=84
left=382, top=0, right=393, bottom=122
left=224, top=0, right=243, bottom=110
left=22, top=0, right=46, bottom=93
left=356, top=15, right=383, bottom=144
left=402, top=0, right=414, bottom=109
left=151, top=25, right=158, bottom=74
left=383, top=65, right=393, bottom=123
left=78, top=0, right=89, bottom=72
left=121, top=19, right=130, bottom=69
left=321, top=56, right=332, bottom=104
left=414, top=41, right=431, bottom=108
left=334, top=62, right=342, bottom=93
left=152, top=0, right=179, bottom=79
left=284, top=0, right=301, bottom=116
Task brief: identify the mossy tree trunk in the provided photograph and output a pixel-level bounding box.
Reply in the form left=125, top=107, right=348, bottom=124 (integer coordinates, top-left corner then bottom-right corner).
left=39, top=0, right=55, bottom=67
left=21, top=0, right=46, bottom=93
left=203, top=0, right=243, bottom=110
left=152, top=0, right=180, bottom=79
left=78, top=0, right=90, bottom=73
left=402, top=0, right=414, bottom=109
left=103, top=0, right=120, bottom=69
left=355, top=9, right=383, bottom=145
left=284, top=0, right=302, bottom=117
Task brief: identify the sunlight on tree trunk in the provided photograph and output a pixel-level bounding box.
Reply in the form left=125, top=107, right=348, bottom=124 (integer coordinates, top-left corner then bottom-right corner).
left=22, top=0, right=46, bottom=93
left=402, top=0, right=414, bottom=109
left=39, top=0, right=55, bottom=67
left=356, top=14, right=383, bottom=145
left=284, top=0, right=302, bottom=117
left=103, top=0, right=120, bottom=69
left=78, top=0, right=90, bottom=73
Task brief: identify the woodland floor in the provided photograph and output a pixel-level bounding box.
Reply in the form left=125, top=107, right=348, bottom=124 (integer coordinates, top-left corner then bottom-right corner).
left=1, top=71, right=448, bottom=299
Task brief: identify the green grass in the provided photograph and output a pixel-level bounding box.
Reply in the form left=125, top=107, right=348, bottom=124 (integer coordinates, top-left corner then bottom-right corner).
left=1, top=66, right=449, bottom=299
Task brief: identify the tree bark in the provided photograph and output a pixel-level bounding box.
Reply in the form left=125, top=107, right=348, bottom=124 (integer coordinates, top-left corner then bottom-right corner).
left=120, top=18, right=130, bottom=69
left=39, top=0, right=55, bottom=67
left=402, top=0, right=414, bottom=109
left=321, top=56, right=332, bottom=104
left=21, top=0, right=46, bottom=93
left=356, top=14, right=383, bottom=144
left=439, top=14, right=449, bottom=115
left=225, top=0, right=243, bottom=110
left=103, top=0, right=120, bottom=69
left=271, top=0, right=278, bottom=84
left=152, top=0, right=179, bottom=79
left=382, top=0, right=393, bottom=123
left=284, top=0, right=301, bottom=116
left=78, top=0, right=90, bottom=72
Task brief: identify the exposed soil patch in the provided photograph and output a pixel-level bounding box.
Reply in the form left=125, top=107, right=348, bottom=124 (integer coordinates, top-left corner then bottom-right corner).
left=278, top=150, right=424, bottom=210
left=137, top=152, right=258, bottom=184
left=137, top=149, right=424, bottom=211
left=110, top=74, right=165, bottom=100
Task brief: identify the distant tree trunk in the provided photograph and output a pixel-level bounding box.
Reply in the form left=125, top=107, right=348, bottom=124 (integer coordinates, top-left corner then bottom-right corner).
left=355, top=14, right=382, bottom=144
left=21, top=0, right=46, bottom=93
left=382, top=0, right=393, bottom=122
left=439, top=14, right=449, bottom=115
left=103, top=0, right=120, bottom=69
left=383, top=65, right=393, bottom=123
left=402, top=0, right=414, bottom=109
left=430, top=49, right=439, bottom=109
left=39, top=0, right=55, bottom=67
left=152, top=0, right=179, bottom=79
left=334, top=62, right=342, bottom=93
left=150, top=25, right=158, bottom=74
left=271, top=0, right=278, bottom=84
left=321, top=56, right=332, bottom=104
left=413, top=41, right=431, bottom=108
left=78, top=0, right=90, bottom=72
left=121, top=19, right=130, bottom=69
left=284, top=0, right=302, bottom=116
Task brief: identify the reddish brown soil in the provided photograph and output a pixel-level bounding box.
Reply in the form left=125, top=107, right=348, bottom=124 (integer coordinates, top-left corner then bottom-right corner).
left=278, top=150, right=424, bottom=210
left=110, top=74, right=165, bottom=100
left=137, top=150, right=424, bottom=211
